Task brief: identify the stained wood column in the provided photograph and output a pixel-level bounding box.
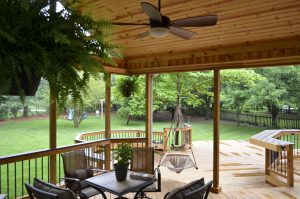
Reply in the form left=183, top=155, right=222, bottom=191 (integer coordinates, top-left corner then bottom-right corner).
left=105, top=73, right=111, bottom=170
left=49, top=88, right=57, bottom=184
left=211, top=69, right=222, bottom=193
left=146, top=74, right=153, bottom=147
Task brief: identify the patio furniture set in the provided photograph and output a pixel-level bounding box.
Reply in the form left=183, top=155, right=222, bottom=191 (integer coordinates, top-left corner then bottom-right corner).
left=24, top=147, right=212, bottom=199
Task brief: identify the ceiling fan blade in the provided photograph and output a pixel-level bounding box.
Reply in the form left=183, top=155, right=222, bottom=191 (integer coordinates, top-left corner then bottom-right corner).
left=135, top=31, right=150, bottom=39
left=171, top=15, right=218, bottom=27
left=169, top=26, right=197, bottom=40
left=112, top=22, right=149, bottom=26
left=141, top=2, right=162, bottom=23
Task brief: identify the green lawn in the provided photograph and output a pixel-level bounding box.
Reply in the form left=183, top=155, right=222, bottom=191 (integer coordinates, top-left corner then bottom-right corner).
left=0, top=115, right=266, bottom=156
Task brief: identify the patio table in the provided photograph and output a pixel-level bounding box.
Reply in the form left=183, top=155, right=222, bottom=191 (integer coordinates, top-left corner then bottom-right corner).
left=84, top=171, right=156, bottom=199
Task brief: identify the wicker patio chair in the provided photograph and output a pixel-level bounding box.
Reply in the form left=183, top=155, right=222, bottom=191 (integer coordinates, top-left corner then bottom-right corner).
left=25, top=178, right=77, bottom=199
left=130, top=147, right=161, bottom=199
left=163, top=178, right=213, bottom=199
left=61, top=150, right=107, bottom=199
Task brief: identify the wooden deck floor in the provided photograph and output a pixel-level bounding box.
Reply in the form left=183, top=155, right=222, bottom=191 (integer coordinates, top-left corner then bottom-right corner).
left=97, top=140, right=300, bottom=199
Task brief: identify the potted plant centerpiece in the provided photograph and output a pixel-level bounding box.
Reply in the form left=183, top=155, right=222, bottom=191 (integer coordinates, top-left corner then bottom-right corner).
left=113, top=143, right=133, bottom=181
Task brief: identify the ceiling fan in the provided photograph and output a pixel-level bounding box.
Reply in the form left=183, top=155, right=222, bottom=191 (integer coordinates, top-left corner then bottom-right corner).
left=113, top=0, right=218, bottom=40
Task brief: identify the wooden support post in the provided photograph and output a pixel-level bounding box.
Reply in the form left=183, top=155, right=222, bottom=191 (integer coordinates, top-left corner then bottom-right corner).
left=211, top=69, right=222, bottom=193
left=146, top=74, right=153, bottom=147
left=105, top=73, right=111, bottom=170
left=49, top=88, right=57, bottom=184
left=287, top=144, right=294, bottom=187
left=265, top=149, right=270, bottom=177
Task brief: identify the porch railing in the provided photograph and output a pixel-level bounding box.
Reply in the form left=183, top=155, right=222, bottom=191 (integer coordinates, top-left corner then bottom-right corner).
left=0, top=137, right=147, bottom=199
left=75, top=130, right=166, bottom=150
left=75, top=128, right=193, bottom=151
left=250, top=129, right=299, bottom=187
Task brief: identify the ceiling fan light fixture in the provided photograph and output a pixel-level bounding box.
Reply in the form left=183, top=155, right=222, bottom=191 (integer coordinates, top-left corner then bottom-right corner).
left=149, top=26, right=169, bottom=38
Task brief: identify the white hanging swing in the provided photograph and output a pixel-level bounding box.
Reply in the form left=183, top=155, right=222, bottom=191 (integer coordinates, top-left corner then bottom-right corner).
left=158, top=82, right=198, bottom=173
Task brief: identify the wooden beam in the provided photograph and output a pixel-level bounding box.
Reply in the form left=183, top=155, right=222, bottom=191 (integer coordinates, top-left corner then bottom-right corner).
left=145, top=74, right=153, bottom=147
left=105, top=73, right=111, bottom=170
left=49, top=88, right=56, bottom=184
left=211, top=69, right=222, bottom=193
left=125, top=37, right=300, bottom=74
left=103, top=66, right=129, bottom=75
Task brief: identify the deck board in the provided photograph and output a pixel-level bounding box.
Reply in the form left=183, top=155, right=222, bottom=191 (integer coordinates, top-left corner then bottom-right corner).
left=95, top=140, right=300, bottom=199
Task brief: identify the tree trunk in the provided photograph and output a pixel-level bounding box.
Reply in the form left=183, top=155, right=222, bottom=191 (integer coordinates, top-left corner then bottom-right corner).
left=268, top=104, right=279, bottom=128
left=73, top=109, right=82, bottom=128
left=236, top=106, right=241, bottom=127
left=23, top=106, right=29, bottom=117
left=126, top=114, right=131, bottom=125
left=204, top=96, right=211, bottom=120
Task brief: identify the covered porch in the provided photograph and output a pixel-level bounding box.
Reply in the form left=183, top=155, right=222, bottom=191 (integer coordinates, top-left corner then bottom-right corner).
left=1, top=0, right=300, bottom=198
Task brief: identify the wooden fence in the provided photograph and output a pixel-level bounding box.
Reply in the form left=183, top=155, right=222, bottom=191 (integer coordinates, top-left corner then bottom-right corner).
left=220, top=111, right=300, bottom=128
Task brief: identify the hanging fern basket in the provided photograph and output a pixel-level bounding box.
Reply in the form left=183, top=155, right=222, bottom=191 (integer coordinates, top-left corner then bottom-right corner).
left=3, top=68, right=41, bottom=96
left=119, top=77, right=138, bottom=98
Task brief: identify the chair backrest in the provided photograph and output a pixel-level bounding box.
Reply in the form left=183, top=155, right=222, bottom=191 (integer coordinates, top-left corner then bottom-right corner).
left=131, top=147, right=154, bottom=175
left=165, top=179, right=213, bottom=199
left=61, top=150, right=88, bottom=178
left=25, top=178, right=77, bottom=199
left=26, top=183, right=57, bottom=199
left=183, top=180, right=213, bottom=199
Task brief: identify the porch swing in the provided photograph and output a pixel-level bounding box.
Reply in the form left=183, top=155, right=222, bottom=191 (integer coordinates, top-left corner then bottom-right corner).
left=158, top=78, right=198, bottom=173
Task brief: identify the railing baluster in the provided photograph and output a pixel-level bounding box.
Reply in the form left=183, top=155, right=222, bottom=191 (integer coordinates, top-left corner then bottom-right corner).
left=29, top=159, right=31, bottom=184
left=35, top=158, right=37, bottom=178
left=0, top=165, right=2, bottom=194
left=21, top=161, right=24, bottom=196
left=48, top=156, right=50, bottom=182
left=41, top=157, right=44, bottom=180
left=58, top=154, right=61, bottom=185
left=280, top=149, right=283, bottom=174
left=7, top=164, right=9, bottom=199
left=14, top=162, right=16, bottom=199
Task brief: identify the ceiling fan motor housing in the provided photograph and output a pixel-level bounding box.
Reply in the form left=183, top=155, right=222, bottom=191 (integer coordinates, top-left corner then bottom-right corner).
left=150, top=15, right=170, bottom=28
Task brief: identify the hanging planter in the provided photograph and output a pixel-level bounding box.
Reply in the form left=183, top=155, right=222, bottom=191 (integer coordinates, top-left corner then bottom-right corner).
left=0, top=0, right=116, bottom=106
left=2, top=67, right=41, bottom=96
left=118, top=76, right=138, bottom=98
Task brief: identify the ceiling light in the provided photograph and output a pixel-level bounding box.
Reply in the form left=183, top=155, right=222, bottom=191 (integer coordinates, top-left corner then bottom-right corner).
left=149, top=27, right=169, bottom=38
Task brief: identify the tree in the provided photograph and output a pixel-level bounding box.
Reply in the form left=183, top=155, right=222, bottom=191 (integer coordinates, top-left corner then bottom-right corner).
left=188, top=72, right=213, bottom=120
left=249, top=78, right=286, bottom=127
left=66, top=75, right=105, bottom=127
left=154, top=73, right=204, bottom=119
left=221, top=69, right=262, bottom=126
left=253, top=66, right=300, bottom=126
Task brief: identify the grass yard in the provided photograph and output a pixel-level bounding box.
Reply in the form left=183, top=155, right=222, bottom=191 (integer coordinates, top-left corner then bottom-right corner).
left=0, top=115, right=265, bottom=156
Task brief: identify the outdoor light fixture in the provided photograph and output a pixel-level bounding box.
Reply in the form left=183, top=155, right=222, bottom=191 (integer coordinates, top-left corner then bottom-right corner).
left=149, top=26, right=169, bottom=38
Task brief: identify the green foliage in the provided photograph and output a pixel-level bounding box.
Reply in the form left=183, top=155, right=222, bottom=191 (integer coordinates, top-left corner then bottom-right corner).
left=117, top=76, right=139, bottom=98
left=154, top=73, right=206, bottom=110
left=65, top=75, right=105, bottom=127
left=0, top=0, right=116, bottom=108
left=221, top=70, right=263, bottom=126
left=113, top=143, right=133, bottom=167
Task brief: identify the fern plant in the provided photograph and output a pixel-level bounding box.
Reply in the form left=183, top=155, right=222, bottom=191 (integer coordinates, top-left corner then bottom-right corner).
left=0, top=0, right=116, bottom=107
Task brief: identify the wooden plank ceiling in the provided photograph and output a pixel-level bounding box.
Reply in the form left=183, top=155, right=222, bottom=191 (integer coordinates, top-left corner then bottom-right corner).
left=79, top=0, right=300, bottom=74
